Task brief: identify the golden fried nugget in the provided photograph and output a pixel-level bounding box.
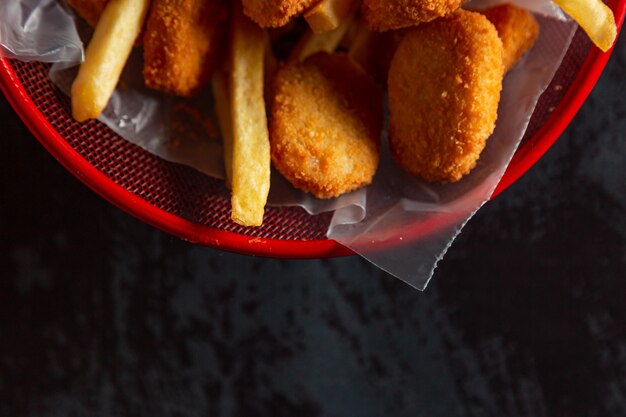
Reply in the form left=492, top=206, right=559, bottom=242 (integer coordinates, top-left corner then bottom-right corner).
left=67, top=0, right=109, bottom=26
left=362, top=0, right=467, bottom=31
left=388, top=10, right=504, bottom=182
left=242, top=0, right=321, bottom=28
left=481, top=4, right=539, bottom=72
left=270, top=53, right=383, bottom=198
left=143, top=0, right=228, bottom=97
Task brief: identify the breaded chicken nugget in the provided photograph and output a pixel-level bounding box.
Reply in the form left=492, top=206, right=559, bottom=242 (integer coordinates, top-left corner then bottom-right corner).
left=270, top=53, right=383, bottom=198
left=143, top=0, right=228, bottom=97
left=481, top=4, right=539, bottom=72
left=243, top=0, right=320, bottom=28
left=362, top=0, right=467, bottom=32
left=67, top=0, right=109, bottom=26
left=388, top=10, right=504, bottom=182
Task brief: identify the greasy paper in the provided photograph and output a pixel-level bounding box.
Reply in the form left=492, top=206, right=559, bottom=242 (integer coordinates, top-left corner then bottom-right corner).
left=0, top=0, right=577, bottom=289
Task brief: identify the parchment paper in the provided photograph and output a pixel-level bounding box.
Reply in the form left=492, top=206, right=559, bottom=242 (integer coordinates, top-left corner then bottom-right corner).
left=0, top=0, right=577, bottom=289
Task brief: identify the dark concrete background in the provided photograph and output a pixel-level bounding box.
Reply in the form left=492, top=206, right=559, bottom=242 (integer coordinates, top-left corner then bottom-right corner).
left=1, top=31, right=625, bottom=417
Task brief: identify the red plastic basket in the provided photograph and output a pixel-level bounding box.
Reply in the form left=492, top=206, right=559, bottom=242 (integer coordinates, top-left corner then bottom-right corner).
left=1, top=2, right=625, bottom=258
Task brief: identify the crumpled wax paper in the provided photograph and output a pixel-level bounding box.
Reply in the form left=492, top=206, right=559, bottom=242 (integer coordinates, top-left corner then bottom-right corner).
left=0, top=0, right=577, bottom=289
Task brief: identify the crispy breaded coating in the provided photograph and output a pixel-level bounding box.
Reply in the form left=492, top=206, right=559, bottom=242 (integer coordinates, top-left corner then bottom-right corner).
left=270, top=53, right=383, bottom=198
left=481, top=4, right=540, bottom=72
left=143, top=0, right=228, bottom=97
left=362, top=0, right=467, bottom=32
left=388, top=10, right=504, bottom=182
left=243, top=0, right=321, bottom=28
left=67, top=0, right=109, bottom=26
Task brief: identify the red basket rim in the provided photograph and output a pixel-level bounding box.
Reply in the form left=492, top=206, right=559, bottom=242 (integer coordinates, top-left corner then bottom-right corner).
left=2, top=1, right=624, bottom=259
left=493, top=1, right=626, bottom=197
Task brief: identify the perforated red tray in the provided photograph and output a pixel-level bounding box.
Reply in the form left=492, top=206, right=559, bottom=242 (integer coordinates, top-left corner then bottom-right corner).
left=1, top=2, right=624, bottom=258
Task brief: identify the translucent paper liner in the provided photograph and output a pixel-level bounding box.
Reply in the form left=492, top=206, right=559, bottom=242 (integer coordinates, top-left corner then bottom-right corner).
left=0, top=0, right=577, bottom=289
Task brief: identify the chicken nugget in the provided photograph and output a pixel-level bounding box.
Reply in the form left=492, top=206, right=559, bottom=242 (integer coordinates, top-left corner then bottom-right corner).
left=388, top=10, right=504, bottom=182
left=362, top=0, right=467, bottom=32
left=481, top=4, right=540, bottom=72
left=270, top=52, right=383, bottom=198
left=143, top=0, right=228, bottom=97
left=67, top=0, right=109, bottom=26
left=243, top=0, right=320, bottom=28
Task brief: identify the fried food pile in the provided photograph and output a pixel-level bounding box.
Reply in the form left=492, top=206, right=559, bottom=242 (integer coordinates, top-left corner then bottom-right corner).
left=66, top=0, right=617, bottom=226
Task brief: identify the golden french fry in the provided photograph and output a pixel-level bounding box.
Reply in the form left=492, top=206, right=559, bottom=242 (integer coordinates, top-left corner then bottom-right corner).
left=264, top=35, right=279, bottom=105
left=71, top=0, right=150, bottom=122
left=211, top=70, right=233, bottom=189
left=347, top=22, right=403, bottom=83
left=289, top=14, right=354, bottom=63
left=348, top=21, right=375, bottom=62
left=67, top=0, right=109, bottom=27
left=229, top=6, right=271, bottom=227
left=553, top=0, right=617, bottom=52
left=304, top=0, right=355, bottom=33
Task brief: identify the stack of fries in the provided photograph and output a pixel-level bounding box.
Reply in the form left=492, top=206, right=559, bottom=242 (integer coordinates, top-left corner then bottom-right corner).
left=70, top=0, right=617, bottom=227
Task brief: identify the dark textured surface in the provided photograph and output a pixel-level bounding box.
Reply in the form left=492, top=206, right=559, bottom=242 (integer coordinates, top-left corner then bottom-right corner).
left=1, top=35, right=625, bottom=416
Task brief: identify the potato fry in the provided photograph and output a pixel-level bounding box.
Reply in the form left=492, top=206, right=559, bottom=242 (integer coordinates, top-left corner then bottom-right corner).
left=264, top=35, right=279, bottom=104
left=554, top=0, right=617, bottom=52
left=211, top=70, right=233, bottom=189
left=229, top=6, right=271, bottom=226
left=71, top=0, right=150, bottom=122
left=304, top=0, right=355, bottom=33
left=289, top=14, right=354, bottom=63
left=339, top=17, right=362, bottom=49
left=67, top=0, right=110, bottom=27
left=348, top=21, right=402, bottom=83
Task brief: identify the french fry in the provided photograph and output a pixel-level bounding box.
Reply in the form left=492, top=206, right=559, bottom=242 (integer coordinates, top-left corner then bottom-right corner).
left=289, top=14, right=354, bottom=63
left=67, top=0, right=110, bottom=27
left=211, top=70, right=233, bottom=189
left=264, top=35, right=279, bottom=105
left=553, top=0, right=617, bottom=52
left=348, top=21, right=375, bottom=63
left=71, top=0, right=150, bottom=122
left=212, top=36, right=274, bottom=191
left=348, top=22, right=404, bottom=83
left=304, top=0, right=355, bottom=33
left=229, top=6, right=271, bottom=226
